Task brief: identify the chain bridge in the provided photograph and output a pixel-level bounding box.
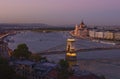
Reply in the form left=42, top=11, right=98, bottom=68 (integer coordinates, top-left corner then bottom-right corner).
left=37, top=42, right=120, bottom=55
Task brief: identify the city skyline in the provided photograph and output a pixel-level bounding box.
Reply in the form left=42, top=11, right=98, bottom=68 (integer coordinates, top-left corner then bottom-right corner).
left=0, top=0, right=120, bottom=26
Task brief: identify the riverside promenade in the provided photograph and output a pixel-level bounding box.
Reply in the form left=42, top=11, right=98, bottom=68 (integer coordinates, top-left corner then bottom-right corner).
left=0, top=31, right=16, bottom=58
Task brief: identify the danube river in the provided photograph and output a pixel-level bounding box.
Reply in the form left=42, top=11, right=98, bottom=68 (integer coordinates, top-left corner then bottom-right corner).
left=6, top=31, right=69, bottom=53
left=5, top=31, right=120, bottom=79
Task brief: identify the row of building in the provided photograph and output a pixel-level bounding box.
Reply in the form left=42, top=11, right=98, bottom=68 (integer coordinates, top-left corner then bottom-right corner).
left=0, top=40, right=9, bottom=58
left=10, top=60, right=57, bottom=79
left=9, top=59, right=100, bottom=79
left=89, top=30, right=120, bottom=40
left=72, top=21, right=120, bottom=40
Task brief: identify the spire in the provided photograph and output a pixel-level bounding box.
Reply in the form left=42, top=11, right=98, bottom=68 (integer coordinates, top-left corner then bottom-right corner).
left=80, top=20, right=84, bottom=25
left=79, top=20, right=86, bottom=29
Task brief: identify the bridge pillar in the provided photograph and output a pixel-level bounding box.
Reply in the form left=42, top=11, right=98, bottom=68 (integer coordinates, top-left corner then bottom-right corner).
left=66, top=38, right=77, bottom=67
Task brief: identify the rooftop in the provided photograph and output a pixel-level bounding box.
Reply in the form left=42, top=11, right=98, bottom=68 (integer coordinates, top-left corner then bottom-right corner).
left=14, top=60, right=35, bottom=66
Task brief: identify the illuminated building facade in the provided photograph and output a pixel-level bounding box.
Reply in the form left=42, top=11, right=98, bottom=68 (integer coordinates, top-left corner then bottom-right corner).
left=73, top=21, right=88, bottom=38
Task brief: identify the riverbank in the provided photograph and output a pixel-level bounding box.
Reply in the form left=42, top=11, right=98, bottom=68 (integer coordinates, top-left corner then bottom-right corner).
left=0, top=31, right=17, bottom=58
left=0, top=31, right=17, bottom=40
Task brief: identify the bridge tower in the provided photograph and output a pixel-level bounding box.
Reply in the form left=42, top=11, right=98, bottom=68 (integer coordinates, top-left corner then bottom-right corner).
left=66, top=38, right=77, bottom=67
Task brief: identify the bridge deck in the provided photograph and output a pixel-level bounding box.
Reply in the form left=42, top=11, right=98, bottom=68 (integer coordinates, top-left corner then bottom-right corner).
left=36, top=46, right=120, bottom=55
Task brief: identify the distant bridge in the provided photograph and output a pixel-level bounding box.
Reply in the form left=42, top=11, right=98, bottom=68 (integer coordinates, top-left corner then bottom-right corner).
left=0, top=34, right=10, bottom=39
left=0, top=31, right=16, bottom=40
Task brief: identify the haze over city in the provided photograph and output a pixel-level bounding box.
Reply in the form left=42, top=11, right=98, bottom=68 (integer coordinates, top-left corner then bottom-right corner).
left=0, top=0, right=120, bottom=26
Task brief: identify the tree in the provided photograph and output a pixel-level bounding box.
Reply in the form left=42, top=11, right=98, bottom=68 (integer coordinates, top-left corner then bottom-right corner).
left=0, top=56, right=27, bottom=79
left=0, top=57, right=15, bottom=79
left=100, top=75, right=106, bottom=79
left=29, top=54, right=42, bottom=62
left=57, top=59, right=70, bottom=79
left=58, top=59, right=69, bottom=69
left=12, top=43, right=31, bottom=59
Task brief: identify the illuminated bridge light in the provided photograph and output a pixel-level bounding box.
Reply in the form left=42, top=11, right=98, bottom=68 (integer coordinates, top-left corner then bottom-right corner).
left=66, top=52, right=76, bottom=56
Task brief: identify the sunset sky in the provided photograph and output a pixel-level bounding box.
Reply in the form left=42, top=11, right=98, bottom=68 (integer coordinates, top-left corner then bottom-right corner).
left=0, top=0, right=120, bottom=25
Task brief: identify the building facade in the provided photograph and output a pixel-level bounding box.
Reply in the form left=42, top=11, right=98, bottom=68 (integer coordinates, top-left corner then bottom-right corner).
left=73, top=21, right=88, bottom=38
left=0, top=41, right=9, bottom=58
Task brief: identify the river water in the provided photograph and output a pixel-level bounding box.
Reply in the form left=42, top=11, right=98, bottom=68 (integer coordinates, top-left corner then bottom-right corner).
left=6, top=31, right=69, bottom=53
